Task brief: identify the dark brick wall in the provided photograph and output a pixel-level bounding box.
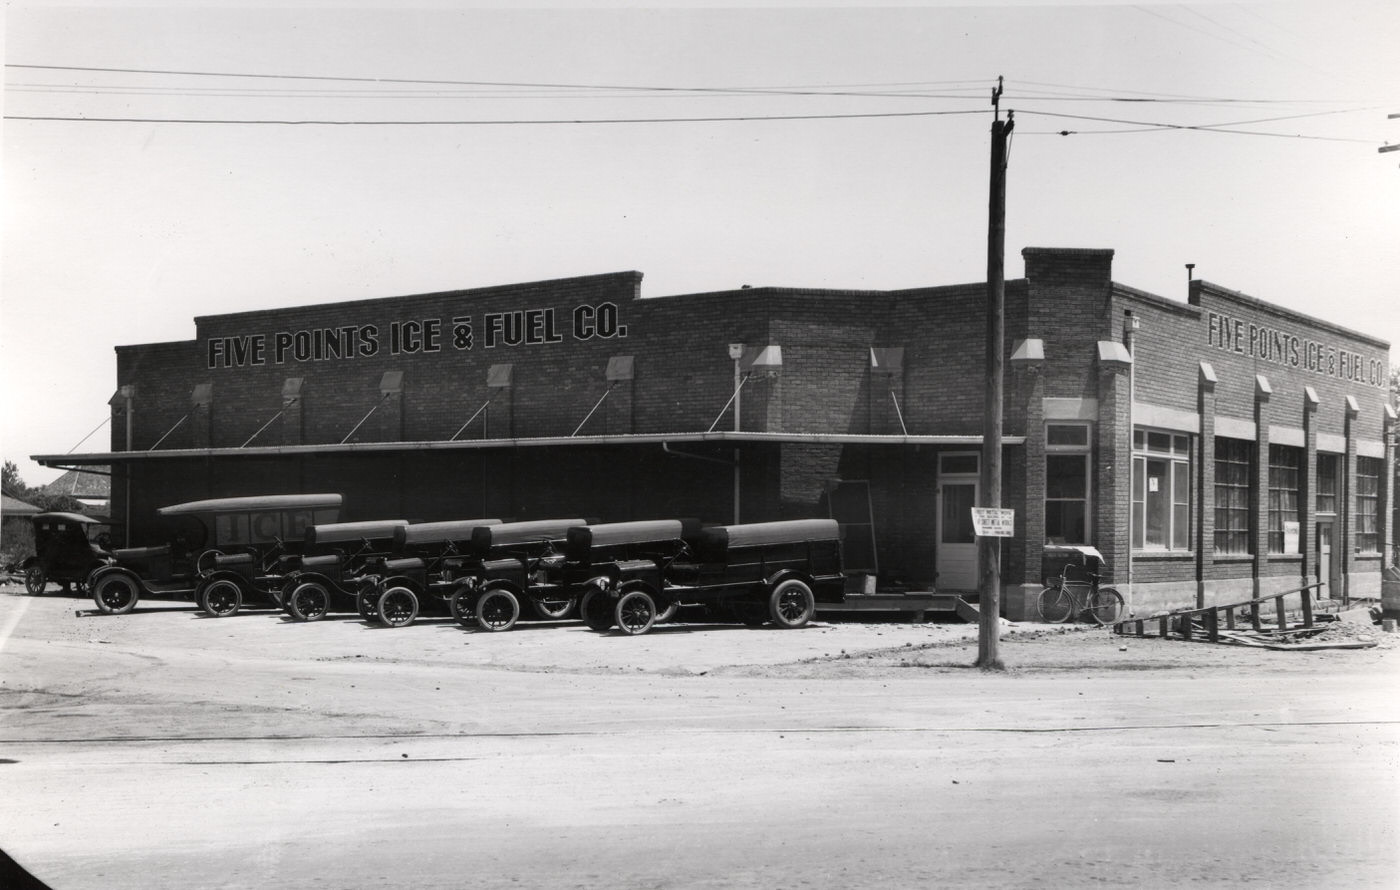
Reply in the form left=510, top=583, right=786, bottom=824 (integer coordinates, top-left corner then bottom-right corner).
left=102, top=256, right=1391, bottom=603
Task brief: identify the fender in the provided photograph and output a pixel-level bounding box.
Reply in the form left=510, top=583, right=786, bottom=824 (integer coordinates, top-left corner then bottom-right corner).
left=618, top=578, right=657, bottom=596
left=202, top=568, right=249, bottom=585
left=376, top=575, right=425, bottom=596
left=21, top=556, right=39, bottom=570
left=481, top=578, right=524, bottom=597
left=285, top=571, right=338, bottom=592
left=87, top=564, right=143, bottom=590
left=765, top=568, right=816, bottom=591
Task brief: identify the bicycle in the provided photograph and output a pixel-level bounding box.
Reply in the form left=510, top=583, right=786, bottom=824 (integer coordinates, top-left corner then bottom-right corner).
left=1037, top=548, right=1125, bottom=625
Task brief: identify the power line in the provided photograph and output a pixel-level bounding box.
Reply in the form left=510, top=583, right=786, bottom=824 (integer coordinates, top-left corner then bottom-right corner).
left=5, top=63, right=994, bottom=101
left=1014, top=107, right=1377, bottom=143
left=3, top=109, right=989, bottom=126
left=7, top=64, right=1370, bottom=108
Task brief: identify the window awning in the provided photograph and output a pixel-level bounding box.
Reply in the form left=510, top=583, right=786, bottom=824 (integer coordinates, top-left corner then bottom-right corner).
left=35, top=430, right=1025, bottom=468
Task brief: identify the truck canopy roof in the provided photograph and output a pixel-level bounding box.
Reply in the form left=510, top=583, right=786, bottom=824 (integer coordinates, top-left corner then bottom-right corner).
left=157, top=493, right=343, bottom=516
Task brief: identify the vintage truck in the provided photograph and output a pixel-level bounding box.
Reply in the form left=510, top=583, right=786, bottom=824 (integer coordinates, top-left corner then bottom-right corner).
left=86, top=494, right=343, bottom=615
left=280, top=520, right=410, bottom=622
left=363, top=518, right=579, bottom=629
left=572, top=518, right=844, bottom=635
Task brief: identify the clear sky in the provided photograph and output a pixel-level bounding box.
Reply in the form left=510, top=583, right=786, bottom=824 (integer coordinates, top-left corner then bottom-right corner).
left=3, top=2, right=1398, bottom=487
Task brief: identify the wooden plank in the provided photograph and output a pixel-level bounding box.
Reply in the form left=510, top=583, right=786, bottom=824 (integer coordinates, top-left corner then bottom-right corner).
left=1301, top=587, right=1314, bottom=629
left=1204, top=609, right=1219, bottom=643
left=1275, top=596, right=1288, bottom=632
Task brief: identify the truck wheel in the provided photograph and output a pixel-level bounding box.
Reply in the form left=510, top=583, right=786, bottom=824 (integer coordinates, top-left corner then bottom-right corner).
left=92, top=573, right=140, bottom=615
left=579, top=588, right=613, bottom=632
left=24, top=566, right=47, bottom=596
left=531, top=595, right=576, bottom=621
left=476, top=589, right=520, bottom=632
left=768, top=578, right=815, bottom=629
left=199, top=579, right=243, bottom=617
left=378, top=587, right=419, bottom=628
left=356, top=590, right=379, bottom=622
left=449, top=589, right=477, bottom=628
left=288, top=582, right=330, bottom=622
left=614, top=590, right=656, bottom=636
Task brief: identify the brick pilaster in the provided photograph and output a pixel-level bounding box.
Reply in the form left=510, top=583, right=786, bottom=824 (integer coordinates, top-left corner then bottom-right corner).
left=1096, top=341, right=1133, bottom=587
left=1252, top=375, right=1272, bottom=598
left=1196, top=362, right=1217, bottom=608
left=1302, top=387, right=1320, bottom=587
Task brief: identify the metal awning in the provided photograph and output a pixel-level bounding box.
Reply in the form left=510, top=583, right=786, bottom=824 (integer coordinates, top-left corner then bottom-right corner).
left=34, top=430, right=1025, bottom=468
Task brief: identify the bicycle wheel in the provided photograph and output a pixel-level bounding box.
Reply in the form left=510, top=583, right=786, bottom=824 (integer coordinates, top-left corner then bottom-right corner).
left=1037, top=586, right=1074, bottom=623
left=1089, top=587, right=1124, bottom=625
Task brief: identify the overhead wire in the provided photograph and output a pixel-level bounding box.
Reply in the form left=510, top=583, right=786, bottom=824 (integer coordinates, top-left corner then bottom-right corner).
left=3, top=64, right=1385, bottom=143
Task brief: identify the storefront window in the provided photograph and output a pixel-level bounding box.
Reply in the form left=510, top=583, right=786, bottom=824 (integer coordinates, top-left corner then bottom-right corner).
left=1267, top=444, right=1301, bottom=554
left=1045, top=423, right=1090, bottom=544
left=1214, top=437, right=1252, bottom=555
left=1356, top=456, right=1381, bottom=554
left=1133, top=429, right=1191, bottom=551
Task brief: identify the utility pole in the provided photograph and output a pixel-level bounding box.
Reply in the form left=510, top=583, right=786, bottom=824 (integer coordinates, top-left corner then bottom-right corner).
left=976, top=79, right=1013, bottom=670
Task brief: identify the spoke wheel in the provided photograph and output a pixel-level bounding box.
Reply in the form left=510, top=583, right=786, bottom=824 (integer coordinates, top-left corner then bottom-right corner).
left=531, top=595, right=576, bottom=621
left=476, top=589, right=520, bottom=632
left=614, top=590, right=656, bottom=636
left=288, top=582, right=330, bottom=622
left=1090, top=587, right=1125, bottom=625
left=200, top=578, right=243, bottom=618
left=579, top=588, right=614, bottom=632
left=768, top=579, right=815, bottom=629
left=92, top=573, right=140, bottom=615
left=378, top=587, right=419, bottom=628
left=1037, top=586, right=1074, bottom=623
left=24, top=566, right=48, bottom=596
left=357, top=590, right=379, bottom=622
left=449, top=589, right=476, bottom=627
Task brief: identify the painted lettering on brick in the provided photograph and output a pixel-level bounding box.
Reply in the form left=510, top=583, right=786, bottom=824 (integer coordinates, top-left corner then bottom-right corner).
left=1204, top=311, right=1386, bottom=389
left=207, top=302, right=628, bottom=368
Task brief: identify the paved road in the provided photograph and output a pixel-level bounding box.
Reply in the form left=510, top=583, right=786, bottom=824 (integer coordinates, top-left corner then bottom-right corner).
left=2, top=593, right=1397, bottom=889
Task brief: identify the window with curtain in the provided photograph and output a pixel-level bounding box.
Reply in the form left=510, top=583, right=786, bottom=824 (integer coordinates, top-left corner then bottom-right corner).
left=1133, top=429, right=1191, bottom=551
left=1356, top=456, right=1381, bottom=554
left=1267, top=444, right=1301, bottom=554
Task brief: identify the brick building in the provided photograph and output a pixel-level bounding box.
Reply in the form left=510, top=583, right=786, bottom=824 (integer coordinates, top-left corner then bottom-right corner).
left=36, top=247, right=1395, bottom=619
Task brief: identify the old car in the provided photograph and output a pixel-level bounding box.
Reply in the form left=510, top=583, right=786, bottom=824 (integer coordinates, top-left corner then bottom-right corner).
left=575, top=518, right=845, bottom=635
left=365, top=518, right=584, bottom=629
left=21, top=512, right=112, bottom=595
left=564, top=519, right=693, bottom=634
left=191, top=520, right=341, bottom=619
left=86, top=494, right=343, bottom=615
left=280, top=519, right=410, bottom=622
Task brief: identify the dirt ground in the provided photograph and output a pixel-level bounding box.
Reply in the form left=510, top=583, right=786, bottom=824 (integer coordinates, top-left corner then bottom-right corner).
left=1, top=584, right=1397, bottom=889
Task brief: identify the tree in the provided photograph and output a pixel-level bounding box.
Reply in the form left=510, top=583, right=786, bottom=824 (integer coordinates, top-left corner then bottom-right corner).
left=2, top=460, right=24, bottom=497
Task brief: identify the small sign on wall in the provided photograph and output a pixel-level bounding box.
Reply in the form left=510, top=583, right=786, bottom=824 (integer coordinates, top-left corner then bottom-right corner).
left=972, top=507, right=1016, bottom=538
